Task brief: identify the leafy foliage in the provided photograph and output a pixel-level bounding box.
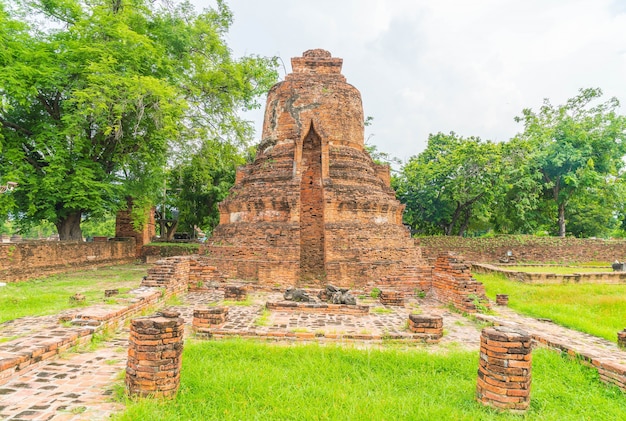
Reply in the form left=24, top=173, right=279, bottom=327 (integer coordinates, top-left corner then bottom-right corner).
left=512, top=88, right=626, bottom=237
left=0, top=0, right=277, bottom=239
left=395, top=132, right=501, bottom=236
left=168, top=138, right=246, bottom=236
left=396, top=89, right=626, bottom=238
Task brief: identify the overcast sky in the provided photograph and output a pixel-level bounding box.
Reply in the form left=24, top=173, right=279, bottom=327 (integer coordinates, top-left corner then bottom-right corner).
left=197, top=0, right=626, bottom=163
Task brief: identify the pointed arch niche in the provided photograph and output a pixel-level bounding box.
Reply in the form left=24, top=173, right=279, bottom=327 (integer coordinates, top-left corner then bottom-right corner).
left=299, top=125, right=325, bottom=279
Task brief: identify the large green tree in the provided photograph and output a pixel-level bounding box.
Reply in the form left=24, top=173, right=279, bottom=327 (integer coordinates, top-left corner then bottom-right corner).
left=167, top=138, right=248, bottom=238
left=0, top=0, right=277, bottom=240
left=394, top=132, right=502, bottom=236
left=513, top=88, right=626, bottom=237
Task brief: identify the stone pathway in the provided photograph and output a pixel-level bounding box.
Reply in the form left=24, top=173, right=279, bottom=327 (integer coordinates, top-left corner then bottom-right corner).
left=1, top=291, right=625, bottom=420
left=0, top=333, right=127, bottom=421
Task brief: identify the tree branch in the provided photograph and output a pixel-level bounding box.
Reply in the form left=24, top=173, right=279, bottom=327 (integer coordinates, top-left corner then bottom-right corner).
left=0, top=117, right=33, bottom=136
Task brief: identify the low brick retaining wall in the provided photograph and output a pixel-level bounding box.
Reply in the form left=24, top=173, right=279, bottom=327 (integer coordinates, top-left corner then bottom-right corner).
left=472, top=263, right=626, bottom=284
left=0, top=286, right=167, bottom=386
left=418, top=235, right=626, bottom=264
left=266, top=301, right=370, bottom=315
left=205, top=328, right=431, bottom=343
left=0, top=239, right=136, bottom=282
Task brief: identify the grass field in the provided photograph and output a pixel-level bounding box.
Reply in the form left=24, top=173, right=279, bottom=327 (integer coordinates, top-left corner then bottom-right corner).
left=114, top=339, right=626, bottom=420
left=475, top=272, right=626, bottom=342
left=0, top=264, right=148, bottom=323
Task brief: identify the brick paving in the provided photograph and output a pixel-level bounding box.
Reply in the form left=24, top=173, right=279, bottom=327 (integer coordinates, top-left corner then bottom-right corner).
left=0, top=333, right=127, bottom=421
left=1, top=290, right=625, bottom=420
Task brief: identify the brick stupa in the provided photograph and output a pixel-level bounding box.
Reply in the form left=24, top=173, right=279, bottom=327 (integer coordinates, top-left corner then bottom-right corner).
left=204, top=49, right=428, bottom=287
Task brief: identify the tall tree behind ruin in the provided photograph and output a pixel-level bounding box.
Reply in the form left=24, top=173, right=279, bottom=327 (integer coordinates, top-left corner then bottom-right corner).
left=512, top=88, right=626, bottom=237
left=394, top=132, right=502, bottom=236
left=0, top=0, right=277, bottom=240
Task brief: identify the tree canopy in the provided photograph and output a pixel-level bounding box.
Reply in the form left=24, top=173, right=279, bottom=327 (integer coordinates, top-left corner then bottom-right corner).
left=394, top=132, right=501, bottom=236
left=395, top=88, right=626, bottom=238
left=0, top=0, right=277, bottom=239
left=512, top=88, right=626, bottom=237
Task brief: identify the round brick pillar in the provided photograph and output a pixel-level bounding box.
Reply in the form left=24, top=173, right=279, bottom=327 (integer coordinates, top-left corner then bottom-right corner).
left=477, top=326, right=532, bottom=412
left=126, top=310, right=184, bottom=398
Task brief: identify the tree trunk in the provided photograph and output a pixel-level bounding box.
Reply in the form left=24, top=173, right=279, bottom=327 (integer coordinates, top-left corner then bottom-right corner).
left=558, top=202, right=566, bottom=238
left=458, top=208, right=471, bottom=237
left=55, top=211, right=83, bottom=241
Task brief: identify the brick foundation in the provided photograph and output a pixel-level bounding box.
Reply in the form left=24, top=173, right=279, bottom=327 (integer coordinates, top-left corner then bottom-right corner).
left=141, top=257, right=190, bottom=295
left=193, top=307, right=228, bottom=329
left=431, top=253, right=490, bottom=313
left=496, top=294, right=509, bottom=306
left=618, top=329, right=626, bottom=349
left=379, top=290, right=404, bottom=306
left=477, top=327, right=532, bottom=412
left=224, top=285, right=248, bottom=301
left=266, top=301, right=369, bottom=315
left=126, top=310, right=184, bottom=399
left=408, top=314, right=443, bottom=342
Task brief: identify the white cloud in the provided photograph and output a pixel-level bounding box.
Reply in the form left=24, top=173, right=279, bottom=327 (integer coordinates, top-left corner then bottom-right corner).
left=194, top=0, right=626, bottom=163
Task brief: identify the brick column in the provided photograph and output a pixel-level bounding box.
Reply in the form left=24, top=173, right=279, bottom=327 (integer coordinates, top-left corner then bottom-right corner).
left=193, top=307, right=228, bottom=330
left=408, top=314, right=443, bottom=342
left=618, top=329, right=626, bottom=349
left=379, top=290, right=404, bottom=306
left=477, top=326, right=532, bottom=412
left=496, top=294, right=509, bottom=306
left=126, top=310, right=184, bottom=399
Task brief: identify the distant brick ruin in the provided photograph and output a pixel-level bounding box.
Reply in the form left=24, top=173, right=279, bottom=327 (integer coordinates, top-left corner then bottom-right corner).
left=203, top=49, right=427, bottom=287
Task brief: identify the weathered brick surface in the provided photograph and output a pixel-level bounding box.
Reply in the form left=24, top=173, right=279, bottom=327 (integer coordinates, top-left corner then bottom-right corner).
left=193, top=307, right=228, bottom=329
left=408, top=314, right=443, bottom=342
left=126, top=311, right=184, bottom=399
left=141, top=257, right=190, bottom=295
left=618, top=329, right=626, bottom=349
left=224, top=285, right=248, bottom=301
left=379, top=290, right=404, bottom=306
left=418, top=235, right=626, bottom=264
left=496, top=294, right=509, bottom=306
left=431, top=253, right=490, bottom=313
left=0, top=239, right=135, bottom=282
left=201, top=49, right=426, bottom=287
left=477, top=327, right=532, bottom=412
left=266, top=301, right=369, bottom=315
left=115, top=202, right=155, bottom=257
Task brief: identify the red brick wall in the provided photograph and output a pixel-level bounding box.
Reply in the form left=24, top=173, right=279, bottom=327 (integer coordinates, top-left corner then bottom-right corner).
left=418, top=235, right=626, bottom=263
left=115, top=205, right=156, bottom=257
left=431, top=253, right=490, bottom=313
left=300, top=127, right=325, bottom=279
left=0, top=239, right=136, bottom=282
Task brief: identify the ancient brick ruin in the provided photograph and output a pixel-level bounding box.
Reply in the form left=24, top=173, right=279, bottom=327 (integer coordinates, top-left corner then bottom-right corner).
left=202, top=49, right=427, bottom=287
left=477, top=327, right=532, bottom=412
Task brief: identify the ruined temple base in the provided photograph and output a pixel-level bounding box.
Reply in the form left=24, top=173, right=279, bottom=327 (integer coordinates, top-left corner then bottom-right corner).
left=266, top=301, right=370, bottom=315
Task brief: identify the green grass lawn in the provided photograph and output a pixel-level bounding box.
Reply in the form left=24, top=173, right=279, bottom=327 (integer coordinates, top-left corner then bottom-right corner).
left=114, top=339, right=625, bottom=421
left=475, top=272, right=626, bottom=342
left=0, top=264, right=148, bottom=323
left=503, top=265, right=612, bottom=274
